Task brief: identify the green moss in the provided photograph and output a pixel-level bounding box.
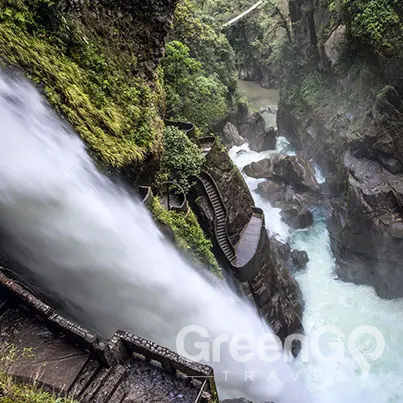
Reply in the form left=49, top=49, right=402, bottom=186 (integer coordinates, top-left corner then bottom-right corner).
left=150, top=197, right=222, bottom=276
left=0, top=1, right=164, bottom=170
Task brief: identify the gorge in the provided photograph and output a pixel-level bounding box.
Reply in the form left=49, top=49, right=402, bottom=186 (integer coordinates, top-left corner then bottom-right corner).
left=0, top=0, right=403, bottom=402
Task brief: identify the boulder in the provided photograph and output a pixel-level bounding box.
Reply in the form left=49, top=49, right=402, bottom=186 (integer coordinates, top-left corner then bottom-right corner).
left=243, top=159, right=274, bottom=179
left=256, top=180, right=284, bottom=204
left=222, top=122, right=246, bottom=148
left=238, top=111, right=277, bottom=152
left=244, top=155, right=320, bottom=193
left=270, top=237, right=309, bottom=272
left=272, top=155, right=320, bottom=192
left=291, top=249, right=309, bottom=270
left=257, top=179, right=319, bottom=218
left=281, top=207, right=314, bottom=229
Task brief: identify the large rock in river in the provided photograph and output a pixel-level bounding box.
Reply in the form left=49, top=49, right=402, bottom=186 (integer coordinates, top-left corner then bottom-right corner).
left=244, top=155, right=320, bottom=193
left=222, top=121, right=246, bottom=148
left=238, top=111, right=277, bottom=152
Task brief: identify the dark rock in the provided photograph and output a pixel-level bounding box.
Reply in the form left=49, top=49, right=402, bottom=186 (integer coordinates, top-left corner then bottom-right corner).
left=222, top=122, right=245, bottom=148
left=376, top=152, right=403, bottom=174
left=204, top=141, right=255, bottom=243
left=270, top=237, right=308, bottom=272
left=389, top=220, right=403, bottom=239
left=291, top=249, right=309, bottom=270
left=278, top=0, right=403, bottom=299
left=272, top=155, right=320, bottom=192
left=281, top=207, right=314, bottom=229
left=257, top=180, right=284, bottom=204
left=244, top=155, right=320, bottom=193
left=244, top=159, right=274, bottom=179
left=238, top=112, right=277, bottom=152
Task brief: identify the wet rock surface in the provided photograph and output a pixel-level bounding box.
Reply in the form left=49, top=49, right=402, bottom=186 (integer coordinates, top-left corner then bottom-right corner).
left=238, top=111, right=277, bottom=152
left=222, top=121, right=246, bottom=148
left=279, top=0, right=403, bottom=298
left=281, top=207, right=314, bottom=229
left=244, top=155, right=319, bottom=191
left=244, top=155, right=320, bottom=229
left=204, top=141, right=254, bottom=243
left=270, top=237, right=309, bottom=272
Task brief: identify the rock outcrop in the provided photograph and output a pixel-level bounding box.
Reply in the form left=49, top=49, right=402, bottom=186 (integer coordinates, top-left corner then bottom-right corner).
left=270, top=237, right=309, bottom=272
left=244, top=155, right=320, bottom=229
left=190, top=142, right=304, bottom=350
left=278, top=0, right=403, bottom=297
left=204, top=141, right=255, bottom=243
left=238, top=111, right=277, bottom=152
left=222, top=121, right=246, bottom=148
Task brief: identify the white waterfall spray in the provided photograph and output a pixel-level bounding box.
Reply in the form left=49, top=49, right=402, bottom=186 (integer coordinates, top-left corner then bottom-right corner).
left=0, top=72, right=310, bottom=402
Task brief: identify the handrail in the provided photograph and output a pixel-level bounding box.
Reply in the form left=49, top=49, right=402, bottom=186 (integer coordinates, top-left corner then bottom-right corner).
left=0, top=269, right=216, bottom=401
left=159, top=181, right=188, bottom=213
left=138, top=186, right=153, bottom=206
left=164, top=120, right=195, bottom=137
left=197, top=172, right=236, bottom=263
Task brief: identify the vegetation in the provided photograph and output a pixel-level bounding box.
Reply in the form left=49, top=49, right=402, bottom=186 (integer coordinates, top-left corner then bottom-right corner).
left=0, top=343, right=77, bottom=403
left=330, top=0, right=402, bottom=53
left=150, top=197, right=221, bottom=275
left=162, top=41, right=228, bottom=129
left=162, top=0, right=237, bottom=129
left=156, top=126, right=204, bottom=192
left=0, top=0, right=163, bottom=170
left=198, top=0, right=290, bottom=87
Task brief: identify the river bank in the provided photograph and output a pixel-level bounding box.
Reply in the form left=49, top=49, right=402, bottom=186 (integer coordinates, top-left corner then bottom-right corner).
left=232, top=80, right=403, bottom=403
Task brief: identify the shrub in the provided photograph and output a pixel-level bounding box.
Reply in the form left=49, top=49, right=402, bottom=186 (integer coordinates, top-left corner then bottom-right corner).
left=330, top=0, right=401, bottom=52
left=157, top=126, right=204, bottom=193
left=162, top=40, right=228, bottom=129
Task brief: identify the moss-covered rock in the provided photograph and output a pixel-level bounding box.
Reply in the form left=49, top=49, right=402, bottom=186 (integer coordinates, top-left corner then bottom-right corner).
left=0, top=0, right=178, bottom=173
left=149, top=197, right=221, bottom=276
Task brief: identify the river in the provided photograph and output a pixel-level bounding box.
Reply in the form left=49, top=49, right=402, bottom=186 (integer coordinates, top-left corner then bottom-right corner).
left=232, top=81, right=403, bottom=402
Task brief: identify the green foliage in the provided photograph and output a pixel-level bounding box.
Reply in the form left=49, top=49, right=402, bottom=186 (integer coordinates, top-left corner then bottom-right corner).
left=0, top=343, right=77, bottom=403
left=162, top=40, right=228, bottom=129
left=171, top=0, right=237, bottom=89
left=150, top=198, right=221, bottom=275
left=157, top=126, right=204, bottom=192
left=0, top=1, right=163, bottom=169
left=330, top=0, right=401, bottom=52
left=203, top=0, right=290, bottom=86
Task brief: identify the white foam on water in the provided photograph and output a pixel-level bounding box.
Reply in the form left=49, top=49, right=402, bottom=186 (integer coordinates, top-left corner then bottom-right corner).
left=230, top=135, right=403, bottom=402
left=0, top=72, right=311, bottom=402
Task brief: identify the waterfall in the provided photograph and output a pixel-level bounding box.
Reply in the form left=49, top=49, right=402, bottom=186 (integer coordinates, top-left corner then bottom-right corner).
left=0, top=72, right=310, bottom=402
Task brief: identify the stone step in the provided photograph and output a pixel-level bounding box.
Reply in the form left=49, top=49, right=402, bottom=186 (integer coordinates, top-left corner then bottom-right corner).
left=80, top=366, right=119, bottom=401
left=92, top=364, right=127, bottom=403
left=69, top=359, right=102, bottom=399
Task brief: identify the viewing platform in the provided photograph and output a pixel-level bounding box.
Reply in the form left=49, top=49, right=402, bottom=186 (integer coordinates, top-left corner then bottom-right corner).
left=0, top=270, right=217, bottom=403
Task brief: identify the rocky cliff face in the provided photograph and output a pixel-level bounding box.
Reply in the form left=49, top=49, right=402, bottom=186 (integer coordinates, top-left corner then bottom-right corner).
left=61, top=0, right=178, bottom=78
left=190, top=142, right=304, bottom=348
left=278, top=0, right=403, bottom=298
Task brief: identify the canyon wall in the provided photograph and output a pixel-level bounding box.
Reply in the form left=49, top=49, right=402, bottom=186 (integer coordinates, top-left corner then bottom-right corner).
left=278, top=0, right=403, bottom=298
